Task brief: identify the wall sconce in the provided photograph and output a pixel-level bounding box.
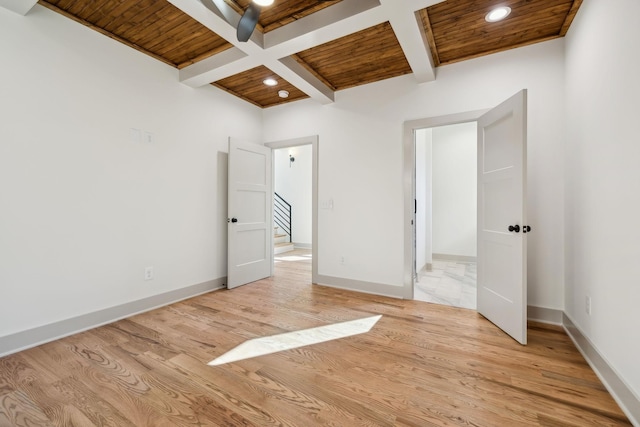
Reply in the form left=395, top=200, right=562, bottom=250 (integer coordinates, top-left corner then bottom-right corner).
left=289, top=154, right=295, bottom=168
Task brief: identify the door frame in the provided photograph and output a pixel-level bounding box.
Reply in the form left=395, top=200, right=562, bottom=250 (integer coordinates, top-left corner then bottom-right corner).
left=402, top=110, right=487, bottom=299
left=265, top=135, right=319, bottom=283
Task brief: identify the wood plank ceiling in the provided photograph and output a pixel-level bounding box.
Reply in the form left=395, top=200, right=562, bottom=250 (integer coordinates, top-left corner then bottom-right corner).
left=37, top=0, right=583, bottom=108
left=39, top=0, right=234, bottom=69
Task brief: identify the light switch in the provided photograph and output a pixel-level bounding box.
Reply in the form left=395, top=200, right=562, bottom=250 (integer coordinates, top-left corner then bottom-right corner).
left=320, top=199, right=333, bottom=210
left=143, top=131, right=154, bottom=144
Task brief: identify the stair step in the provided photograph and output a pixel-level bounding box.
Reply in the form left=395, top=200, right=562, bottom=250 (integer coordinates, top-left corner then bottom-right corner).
left=274, top=242, right=294, bottom=255
left=274, top=234, right=289, bottom=244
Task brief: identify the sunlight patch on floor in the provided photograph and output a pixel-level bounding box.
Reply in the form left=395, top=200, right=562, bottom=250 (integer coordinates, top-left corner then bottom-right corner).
left=208, top=315, right=382, bottom=366
left=274, top=255, right=311, bottom=262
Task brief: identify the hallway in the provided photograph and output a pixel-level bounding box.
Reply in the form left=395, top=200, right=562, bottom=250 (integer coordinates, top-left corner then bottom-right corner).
left=414, top=258, right=477, bottom=310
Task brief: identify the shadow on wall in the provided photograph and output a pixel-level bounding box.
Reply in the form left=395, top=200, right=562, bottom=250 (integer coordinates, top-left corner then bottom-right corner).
left=218, top=151, right=228, bottom=274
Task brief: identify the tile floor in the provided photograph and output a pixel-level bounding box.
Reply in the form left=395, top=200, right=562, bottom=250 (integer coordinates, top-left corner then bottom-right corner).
left=274, top=249, right=477, bottom=310
left=414, top=259, right=477, bottom=310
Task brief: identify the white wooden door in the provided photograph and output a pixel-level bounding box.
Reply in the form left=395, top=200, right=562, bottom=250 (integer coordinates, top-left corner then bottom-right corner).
left=477, top=90, right=528, bottom=345
left=227, top=138, right=272, bottom=289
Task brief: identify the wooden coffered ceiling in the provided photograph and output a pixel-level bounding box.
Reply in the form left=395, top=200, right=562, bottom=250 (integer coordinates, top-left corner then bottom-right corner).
left=34, top=0, right=582, bottom=108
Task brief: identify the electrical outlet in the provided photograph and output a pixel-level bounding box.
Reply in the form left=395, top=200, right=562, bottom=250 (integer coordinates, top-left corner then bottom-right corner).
left=585, top=295, right=592, bottom=315
left=145, top=266, right=154, bottom=281
left=339, top=256, right=345, bottom=265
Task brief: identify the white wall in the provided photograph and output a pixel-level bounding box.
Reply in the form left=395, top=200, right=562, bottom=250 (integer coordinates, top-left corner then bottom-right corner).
left=432, top=123, right=477, bottom=258
left=415, top=128, right=432, bottom=271
left=264, top=38, right=566, bottom=307
left=0, top=5, right=261, bottom=337
left=274, top=145, right=312, bottom=246
left=565, top=0, right=640, bottom=400
left=4, top=0, right=637, bottom=409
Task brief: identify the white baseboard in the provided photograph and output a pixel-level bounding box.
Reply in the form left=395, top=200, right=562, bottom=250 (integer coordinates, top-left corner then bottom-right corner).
left=314, top=274, right=404, bottom=299
left=432, top=253, right=477, bottom=262
left=500, top=306, right=638, bottom=426
left=418, top=263, right=433, bottom=273
left=563, top=313, right=640, bottom=426
left=293, top=242, right=312, bottom=249
left=527, top=305, right=563, bottom=325
left=3, top=277, right=637, bottom=427
left=0, top=277, right=226, bottom=357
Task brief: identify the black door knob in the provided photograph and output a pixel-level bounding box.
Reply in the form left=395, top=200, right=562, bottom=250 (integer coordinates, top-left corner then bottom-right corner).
left=231, top=218, right=238, bottom=223
left=523, top=225, right=531, bottom=233
left=508, top=225, right=520, bottom=233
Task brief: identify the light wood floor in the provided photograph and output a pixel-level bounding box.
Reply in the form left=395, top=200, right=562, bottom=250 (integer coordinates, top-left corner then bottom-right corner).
left=0, top=250, right=631, bottom=426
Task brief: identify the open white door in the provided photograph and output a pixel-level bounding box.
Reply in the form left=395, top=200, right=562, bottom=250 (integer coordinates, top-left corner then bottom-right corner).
left=477, top=90, right=528, bottom=345
left=227, top=138, right=272, bottom=289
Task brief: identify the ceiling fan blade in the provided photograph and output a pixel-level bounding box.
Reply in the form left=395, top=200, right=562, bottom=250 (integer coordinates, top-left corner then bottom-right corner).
left=237, top=3, right=261, bottom=42
left=202, top=0, right=239, bottom=28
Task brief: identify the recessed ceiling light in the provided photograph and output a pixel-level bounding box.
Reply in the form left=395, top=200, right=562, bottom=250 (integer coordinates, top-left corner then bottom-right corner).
left=485, top=6, right=511, bottom=22
left=253, top=0, right=274, bottom=6
left=278, top=90, right=289, bottom=98
left=263, top=78, right=277, bottom=86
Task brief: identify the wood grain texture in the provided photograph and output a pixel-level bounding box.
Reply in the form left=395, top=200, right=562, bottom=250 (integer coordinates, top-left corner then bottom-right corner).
left=212, top=65, right=309, bottom=108
left=295, top=22, right=412, bottom=92
left=233, top=0, right=341, bottom=33
left=38, top=0, right=232, bottom=69
left=39, top=0, right=583, bottom=107
left=560, top=0, right=583, bottom=36
left=0, top=250, right=630, bottom=426
left=419, top=8, right=441, bottom=68
left=424, top=0, right=581, bottom=66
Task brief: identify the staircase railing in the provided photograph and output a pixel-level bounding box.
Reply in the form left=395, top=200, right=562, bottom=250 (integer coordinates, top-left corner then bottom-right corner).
left=274, top=192, right=292, bottom=243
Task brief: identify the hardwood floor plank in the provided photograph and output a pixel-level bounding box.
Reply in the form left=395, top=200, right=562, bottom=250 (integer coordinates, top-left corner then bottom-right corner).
left=0, top=390, right=54, bottom=427
left=48, top=376, right=135, bottom=427
left=167, top=353, right=299, bottom=426
left=0, top=250, right=631, bottom=426
left=256, top=340, right=532, bottom=426
left=138, top=357, right=252, bottom=426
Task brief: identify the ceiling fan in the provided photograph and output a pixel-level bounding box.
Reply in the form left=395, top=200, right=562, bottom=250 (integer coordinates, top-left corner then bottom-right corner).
left=205, top=0, right=336, bottom=43
left=236, top=0, right=267, bottom=42
left=238, top=0, right=336, bottom=41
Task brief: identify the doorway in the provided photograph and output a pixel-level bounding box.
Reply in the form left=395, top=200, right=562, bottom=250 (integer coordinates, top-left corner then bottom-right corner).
left=402, top=90, right=528, bottom=345
left=265, top=136, right=319, bottom=283
left=272, top=144, right=313, bottom=271
left=413, top=123, right=477, bottom=309
left=402, top=109, right=486, bottom=301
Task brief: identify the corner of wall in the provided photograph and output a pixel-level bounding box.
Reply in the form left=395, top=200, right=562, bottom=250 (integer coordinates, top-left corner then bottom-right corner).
left=563, top=313, right=640, bottom=426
